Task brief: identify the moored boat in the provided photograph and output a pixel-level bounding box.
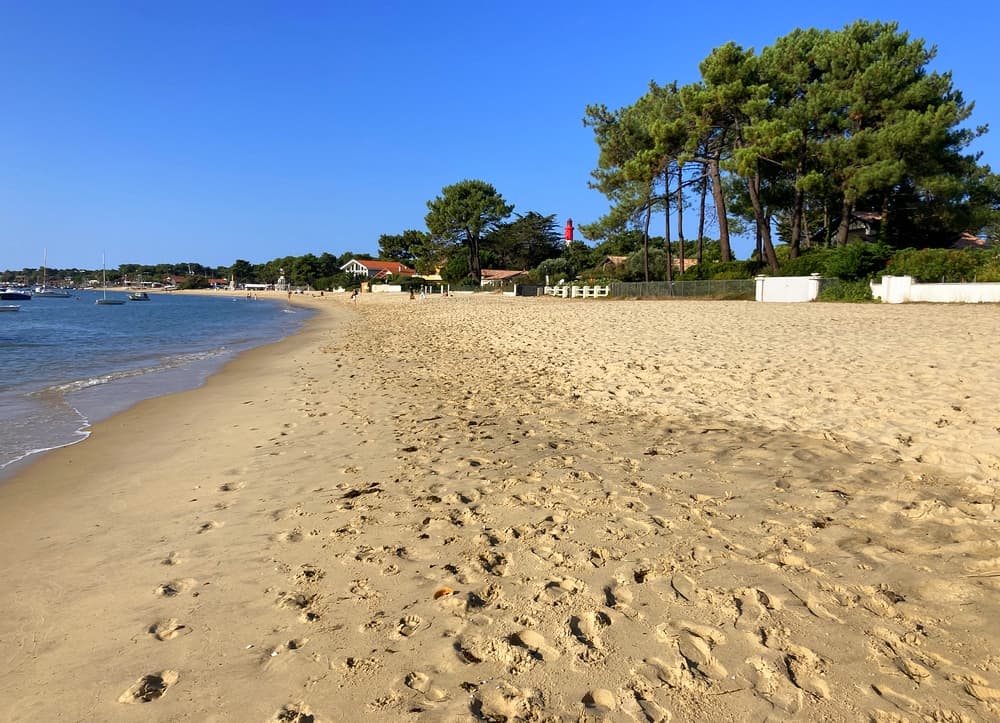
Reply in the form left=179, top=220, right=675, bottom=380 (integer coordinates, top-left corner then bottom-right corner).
left=33, top=286, right=72, bottom=298
left=0, top=304, right=21, bottom=312
left=34, top=250, right=72, bottom=297
left=96, top=253, right=125, bottom=305
left=1, top=288, right=32, bottom=300
left=128, top=291, right=150, bottom=301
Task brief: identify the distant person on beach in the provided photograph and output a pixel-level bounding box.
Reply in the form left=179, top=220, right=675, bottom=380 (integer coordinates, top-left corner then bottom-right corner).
left=351, top=288, right=359, bottom=303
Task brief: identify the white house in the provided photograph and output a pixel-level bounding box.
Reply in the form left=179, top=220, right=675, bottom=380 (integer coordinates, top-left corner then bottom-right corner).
left=340, top=259, right=416, bottom=279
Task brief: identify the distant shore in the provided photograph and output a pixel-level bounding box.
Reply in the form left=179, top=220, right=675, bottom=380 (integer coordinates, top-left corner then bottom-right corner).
left=2, top=293, right=998, bottom=721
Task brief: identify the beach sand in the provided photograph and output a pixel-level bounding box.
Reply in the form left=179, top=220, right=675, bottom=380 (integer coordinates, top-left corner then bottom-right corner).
left=1, top=291, right=999, bottom=721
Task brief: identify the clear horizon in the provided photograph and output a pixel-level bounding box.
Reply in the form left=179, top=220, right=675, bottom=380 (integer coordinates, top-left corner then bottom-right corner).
left=3, top=1, right=997, bottom=271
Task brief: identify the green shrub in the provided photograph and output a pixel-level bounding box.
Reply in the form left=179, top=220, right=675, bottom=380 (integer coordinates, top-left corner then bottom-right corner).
left=974, top=259, right=1000, bottom=282
left=816, top=279, right=874, bottom=302
left=778, top=248, right=831, bottom=276
left=885, top=248, right=981, bottom=282
left=679, top=260, right=760, bottom=280
left=822, top=242, right=892, bottom=281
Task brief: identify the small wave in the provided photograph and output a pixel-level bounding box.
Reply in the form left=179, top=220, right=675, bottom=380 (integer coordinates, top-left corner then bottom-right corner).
left=0, top=428, right=91, bottom=471
left=0, top=402, right=91, bottom=473
left=30, top=347, right=231, bottom=396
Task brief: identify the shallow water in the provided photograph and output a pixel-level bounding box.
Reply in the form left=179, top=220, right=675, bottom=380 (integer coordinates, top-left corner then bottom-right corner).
left=0, top=291, right=311, bottom=478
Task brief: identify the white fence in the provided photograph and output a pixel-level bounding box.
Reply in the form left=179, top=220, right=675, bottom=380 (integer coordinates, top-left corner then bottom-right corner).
left=543, top=285, right=611, bottom=299
left=871, top=275, right=1000, bottom=304
left=755, top=274, right=822, bottom=302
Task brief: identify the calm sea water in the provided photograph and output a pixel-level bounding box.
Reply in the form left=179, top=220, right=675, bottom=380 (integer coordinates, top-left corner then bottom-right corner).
left=0, top=291, right=311, bottom=479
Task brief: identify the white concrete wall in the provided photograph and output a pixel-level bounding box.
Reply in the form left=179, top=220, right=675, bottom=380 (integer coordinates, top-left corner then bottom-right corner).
left=370, top=284, right=403, bottom=294
left=755, top=274, right=821, bottom=302
left=870, top=276, right=1000, bottom=303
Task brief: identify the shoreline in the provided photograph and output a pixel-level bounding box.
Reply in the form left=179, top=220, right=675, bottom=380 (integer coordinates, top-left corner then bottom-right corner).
left=0, top=289, right=313, bottom=481
left=2, top=293, right=998, bottom=721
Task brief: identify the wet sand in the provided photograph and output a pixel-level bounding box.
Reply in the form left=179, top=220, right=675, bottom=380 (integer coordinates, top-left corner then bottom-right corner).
left=1, top=291, right=998, bottom=721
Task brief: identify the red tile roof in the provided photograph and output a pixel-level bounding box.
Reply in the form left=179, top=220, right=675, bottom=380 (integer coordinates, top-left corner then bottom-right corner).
left=355, top=260, right=415, bottom=274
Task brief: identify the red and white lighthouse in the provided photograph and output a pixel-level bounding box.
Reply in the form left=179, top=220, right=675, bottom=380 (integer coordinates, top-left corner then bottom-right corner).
left=564, top=218, right=574, bottom=245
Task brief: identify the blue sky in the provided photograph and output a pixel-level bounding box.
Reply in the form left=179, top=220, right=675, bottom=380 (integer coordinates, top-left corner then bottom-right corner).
left=2, top=1, right=998, bottom=271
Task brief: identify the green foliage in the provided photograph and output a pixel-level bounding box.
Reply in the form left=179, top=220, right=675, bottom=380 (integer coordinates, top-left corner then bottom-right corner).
left=816, top=280, right=874, bottom=302
left=621, top=248, right=671, bottom=281
left=885, top=248, right=983, bottom=282
left=776, top=248, right=831, bottom=277
left=584, top=21, right=1000, bottom=268
left=821, top=242, right=892, bottom=281
left=678, top=260, right=759, bottom=280
left=378, top=229, right=431, bottom=265
left=973, top=253, right=1000, bottom=281
left=425, top=180, right=514, bottom=281
left=484, top=212, right=564, bottom=270
left=179, top=275, right=210, bottom=290
left=440, top=249, right=473, bottom=284
left=230, top=259, right=254, bottom=283
left=534, top=257, right=574, bottom=284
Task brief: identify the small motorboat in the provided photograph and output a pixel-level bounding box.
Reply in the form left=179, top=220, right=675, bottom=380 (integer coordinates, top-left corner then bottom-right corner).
left=1, top=288, right=31, bottom=300
left=0, top=304, right=21, bottom=312
left=128, top=291, right=150, bottom=301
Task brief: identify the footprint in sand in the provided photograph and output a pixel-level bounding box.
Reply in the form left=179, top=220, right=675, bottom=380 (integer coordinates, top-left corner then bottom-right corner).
left=404, top=671, right=448, bottom=702
left=512, top=629, right=561, bottom=661
left=675, top=631, right=728, bottom=681
left=276, top=591, right=321, bottom=622
left=746, top=656, right=803, bottom=714
left=274, top=528, right=304, bottom=543
left=670, top=572, right=698, bottom=602
left=271, top=703, right=317, bottom=722
left=294, top=564, right=325, bottom=585
left=583, top=688, right=617, bottom=713
left=570, top=611, right=611, bottom=650
left=197, top=520, right=223, bottom=534
left=604, top=580, right=635, bottom=614
left=472, top=681, right=544, bottom=721
left=785, top=644, right=831, bottom=699
left=218, top=481, right=245, bottom=492
left=397, top=614, right=425, bottom=638
left=161, top=551, right=182, bottom=566
left=736, top=588, right=767, bottom=631
left=155, top=578, right=197, bottom=597
left=539, top=576, right=586, bottom=604
left=148, top=619, right=188, bottom=641
left=643, top=652, right=688, bottom=688
left=118, top=670, right=179, bottom=703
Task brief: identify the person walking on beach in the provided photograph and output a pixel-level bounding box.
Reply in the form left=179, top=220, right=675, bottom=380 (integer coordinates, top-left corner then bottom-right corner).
left=351, top=288, right=359, bottom=303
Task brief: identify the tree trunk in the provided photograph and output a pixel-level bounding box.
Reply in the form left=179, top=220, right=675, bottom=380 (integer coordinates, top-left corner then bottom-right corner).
left=642, top=204, right=651, bottom=282
left=835, top=199, right=852, bottom=246
left=663, top=170, right=673, bottom=287
left=789, top=151, right=805, bottom=258
left=665, top=196, right=674, bottom=287
left=746, top=172, right=779, bottom=272
left=708, top=155, right=732, bottom=262
left=697, top=167, right=708, bottom=265
left=469, top=234, right=483, bottom=281
left=675, top=164, right=685, bottom=274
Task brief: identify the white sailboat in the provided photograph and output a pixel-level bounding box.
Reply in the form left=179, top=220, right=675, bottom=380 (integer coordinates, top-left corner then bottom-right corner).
left=34, top=249, right=72, bottom=297
left=95, top=254, right=125, bottom=305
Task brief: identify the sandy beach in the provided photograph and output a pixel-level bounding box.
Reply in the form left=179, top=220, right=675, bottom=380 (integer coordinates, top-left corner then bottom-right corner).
left=1, top=291, right=999, bottom=722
